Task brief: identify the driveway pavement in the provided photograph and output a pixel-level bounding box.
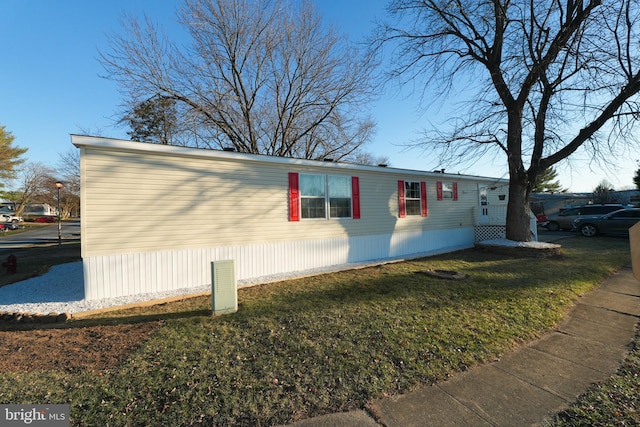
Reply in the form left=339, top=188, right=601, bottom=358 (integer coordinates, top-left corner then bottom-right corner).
left=0, top=220, right=80, bottom=250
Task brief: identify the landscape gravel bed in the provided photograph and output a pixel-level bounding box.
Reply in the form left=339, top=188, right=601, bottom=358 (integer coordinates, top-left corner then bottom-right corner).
left=0, top=258, right=401, bottom=315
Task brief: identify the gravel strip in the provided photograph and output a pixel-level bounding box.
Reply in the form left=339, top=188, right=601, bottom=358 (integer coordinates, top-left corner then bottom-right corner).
left=0, top=256, right=413, bottom=315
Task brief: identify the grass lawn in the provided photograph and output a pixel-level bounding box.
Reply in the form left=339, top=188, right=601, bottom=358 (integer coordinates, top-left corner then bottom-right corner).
left=551, top=332, right=640, bottom=426
left=0, top=237, right=634, bottom=426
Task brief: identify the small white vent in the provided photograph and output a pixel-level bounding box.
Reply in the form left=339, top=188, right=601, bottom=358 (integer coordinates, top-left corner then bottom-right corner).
left=211, top=260, right=238, bottom=315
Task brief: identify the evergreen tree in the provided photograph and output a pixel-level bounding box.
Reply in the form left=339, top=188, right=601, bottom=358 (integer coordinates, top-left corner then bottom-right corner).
left=0, top=124, right=28, bottom=187
left=532, top=167, right=566, bottom=193
left=633, top=167, right=640, bottom=190
left=124, top=96, right=178, bottom=145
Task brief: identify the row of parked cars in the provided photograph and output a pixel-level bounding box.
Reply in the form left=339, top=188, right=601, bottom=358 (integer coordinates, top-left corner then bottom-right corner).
left=543, top=204, right=640, bottom=237
left=0, top=213, right=24, bottom=232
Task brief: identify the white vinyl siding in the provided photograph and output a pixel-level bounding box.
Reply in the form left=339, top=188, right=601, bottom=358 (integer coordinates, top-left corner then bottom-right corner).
left=79, top=145, right=488, bottom=257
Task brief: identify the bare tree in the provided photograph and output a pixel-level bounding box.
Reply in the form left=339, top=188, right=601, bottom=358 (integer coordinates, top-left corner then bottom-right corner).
left=57, top=148, right=81, bottom=218
left=11, top=162, right=55, bottom=217
left=379, top=0, right=640, bottom=241
left=100, top=0, right=378, bottom=161
left=592, top=179, right=615, bottom=203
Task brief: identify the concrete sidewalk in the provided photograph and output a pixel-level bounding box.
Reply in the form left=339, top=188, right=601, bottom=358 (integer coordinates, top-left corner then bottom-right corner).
left=285, top=266, right=640, bottom=427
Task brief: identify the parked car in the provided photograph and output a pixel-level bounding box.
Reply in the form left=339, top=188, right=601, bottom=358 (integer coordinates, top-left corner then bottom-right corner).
left=34, top=216, right=56, bottom=223
left=2, top=222, right=20, bottom=230
left=572, top=208, right=640, bottom=237
left=545, top=204, right=631, bottom=231
left=535, top=213, right=549, bottom=227
left=0, top=213, right=23, bottom=223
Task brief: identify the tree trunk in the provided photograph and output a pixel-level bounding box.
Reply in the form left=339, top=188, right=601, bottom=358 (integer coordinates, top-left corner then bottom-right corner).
left=505, top=172, right=532, bottom=241
left=504, top=107, right=532, bottom=242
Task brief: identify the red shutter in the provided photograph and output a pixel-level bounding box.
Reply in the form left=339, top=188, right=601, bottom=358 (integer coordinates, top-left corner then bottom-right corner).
left=288, top=172, right=300, bottom=221
left=351, top=176, right=360, bottom=219
left=453, top=182, right=459, bottom=201
left=398, top=180, right=406, bottom=218
left=436, top=181, right=443, bottom=200
left=420, top=181, right=428, bottom=217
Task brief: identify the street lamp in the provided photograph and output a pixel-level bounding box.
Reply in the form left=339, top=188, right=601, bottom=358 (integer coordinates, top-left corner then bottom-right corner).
left=55, top=181, right=63, bottom=246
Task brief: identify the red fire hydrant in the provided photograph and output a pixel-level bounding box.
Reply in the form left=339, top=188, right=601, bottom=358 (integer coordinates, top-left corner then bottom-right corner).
left=3, top=255, right=17, bottom=274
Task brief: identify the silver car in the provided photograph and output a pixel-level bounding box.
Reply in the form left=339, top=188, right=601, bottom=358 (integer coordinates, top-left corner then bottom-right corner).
left=572, top=208, right=640, bottom=237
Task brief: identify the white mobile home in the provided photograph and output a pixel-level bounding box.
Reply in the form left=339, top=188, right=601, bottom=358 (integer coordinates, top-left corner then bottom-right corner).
left=72, top=135, right=510, bottom=300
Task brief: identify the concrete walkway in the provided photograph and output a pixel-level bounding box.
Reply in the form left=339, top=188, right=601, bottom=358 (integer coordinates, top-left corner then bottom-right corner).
left=285, top=266, right=640, bottom=427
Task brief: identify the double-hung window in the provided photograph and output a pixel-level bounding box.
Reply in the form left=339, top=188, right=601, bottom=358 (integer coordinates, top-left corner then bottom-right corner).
left=436, top=181, right=459, bottom=201
left=300, top=174, right=327, bottom=219
left=404, top=181, right=422, bottom=216
left=398, top=180, right=427, bottom=218
left=328, top=176, right=352, bottom=218
left=289, top=172, right=360, bottom=221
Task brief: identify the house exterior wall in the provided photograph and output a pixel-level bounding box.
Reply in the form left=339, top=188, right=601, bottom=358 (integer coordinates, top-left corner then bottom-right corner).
left=73, top=136, right=508, bottom=300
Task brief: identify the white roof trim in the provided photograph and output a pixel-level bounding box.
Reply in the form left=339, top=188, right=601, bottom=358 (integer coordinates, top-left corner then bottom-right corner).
left=71, top=134, right=506, bottom=183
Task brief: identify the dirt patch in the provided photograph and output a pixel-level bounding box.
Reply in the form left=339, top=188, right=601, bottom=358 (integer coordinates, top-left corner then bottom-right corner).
left=417, top=269, right=468, bottom=280
left=475, top=242, right=562, bottom=258
left=0, top=321, right=163, bottom=373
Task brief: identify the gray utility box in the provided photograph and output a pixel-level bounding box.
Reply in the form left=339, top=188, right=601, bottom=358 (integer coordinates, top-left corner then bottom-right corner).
left=211, top=260, right=238, bottom=315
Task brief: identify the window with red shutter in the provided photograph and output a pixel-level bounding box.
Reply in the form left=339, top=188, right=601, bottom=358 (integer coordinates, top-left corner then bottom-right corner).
left=398, top=180, right=406, bottom=218
left=352, top=176, right=360, bottom=219
left=437, top=181, right=457, bottom=200
left=399, top=180, right=427, bottom=217
left=292, top=173, right=359, bottom=220
left=288, top=172, right=300, bottom=221
left=420, top=181, right=428, bottom=216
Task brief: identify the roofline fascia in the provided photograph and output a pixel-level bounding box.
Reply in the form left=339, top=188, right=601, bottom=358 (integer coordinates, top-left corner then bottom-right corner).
left=70, top=134, right=507, bottom=184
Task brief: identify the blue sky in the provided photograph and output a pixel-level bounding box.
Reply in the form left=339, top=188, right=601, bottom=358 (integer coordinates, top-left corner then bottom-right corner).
left=1, top=1, right=637, bottom=192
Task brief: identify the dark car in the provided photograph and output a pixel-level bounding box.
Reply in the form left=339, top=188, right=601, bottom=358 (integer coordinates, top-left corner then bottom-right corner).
left=545, top=204, right=631, bottom=231
left=572, top=208, right=640, bottom=237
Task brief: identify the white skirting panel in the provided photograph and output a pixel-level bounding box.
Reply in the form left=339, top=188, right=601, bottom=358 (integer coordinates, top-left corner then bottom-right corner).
left=83, top=227, right=475, bottom=300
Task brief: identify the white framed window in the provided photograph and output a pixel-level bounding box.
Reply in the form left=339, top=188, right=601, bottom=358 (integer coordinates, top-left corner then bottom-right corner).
left=441, top=182, right=454, bottom=199
left=404, top=181, right=422, bottom=216
left=300, top=174, right=326, bottom=219
left=437, top=181, right=458, bottom=201
left=398, top=180, right=427, bottom=218
left=479, top=186, right=488, bottom=206
left=299, top=174, right=352, bottom=219
left=328, top=175, right=352, bottom=218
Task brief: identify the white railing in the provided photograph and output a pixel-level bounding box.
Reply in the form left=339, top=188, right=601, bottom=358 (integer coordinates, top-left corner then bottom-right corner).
left=476, top=204, right=508, bottom=225
left=475, top=204, right=539, bottom=241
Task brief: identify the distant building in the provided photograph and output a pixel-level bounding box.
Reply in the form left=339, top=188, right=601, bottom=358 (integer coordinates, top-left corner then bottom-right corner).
left=22, top=203, right=57, bottom=216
